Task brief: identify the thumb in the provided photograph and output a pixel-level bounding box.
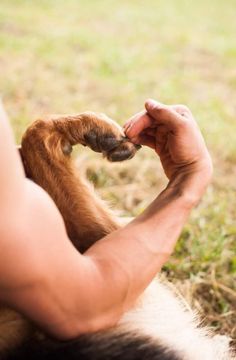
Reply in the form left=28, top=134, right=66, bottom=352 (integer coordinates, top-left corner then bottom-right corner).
left=145, top=99, right=183, bottom=130
left=145, top=99, right=164, bottom=113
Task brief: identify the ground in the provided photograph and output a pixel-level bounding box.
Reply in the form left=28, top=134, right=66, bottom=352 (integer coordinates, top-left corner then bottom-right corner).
left=0, top=0, right=235, bottom=340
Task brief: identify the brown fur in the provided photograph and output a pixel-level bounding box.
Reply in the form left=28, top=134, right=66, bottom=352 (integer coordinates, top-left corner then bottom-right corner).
left=20, top=111, right=139, bottom=252
left=0, top=111, right=139, bottom=356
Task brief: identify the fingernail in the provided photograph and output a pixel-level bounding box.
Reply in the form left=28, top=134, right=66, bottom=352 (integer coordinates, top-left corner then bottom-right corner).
left=123, top=122, right=130, bottom=130
left=145, top=99, right=162, bottom=111
left=146, top=98, right=156, bottom=107
left=125, top=122, right=133, bottom=135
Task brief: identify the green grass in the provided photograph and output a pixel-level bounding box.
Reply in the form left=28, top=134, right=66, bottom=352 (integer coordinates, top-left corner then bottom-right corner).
left=0, top=0, right=235, bottom=338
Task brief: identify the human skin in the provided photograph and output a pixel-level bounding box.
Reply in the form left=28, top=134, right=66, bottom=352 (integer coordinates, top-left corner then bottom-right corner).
left=0, top=99, right=212, bottom=339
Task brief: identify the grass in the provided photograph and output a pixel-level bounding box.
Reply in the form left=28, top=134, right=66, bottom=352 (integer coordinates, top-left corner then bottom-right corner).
left=0, top=0, right=235, bottom=340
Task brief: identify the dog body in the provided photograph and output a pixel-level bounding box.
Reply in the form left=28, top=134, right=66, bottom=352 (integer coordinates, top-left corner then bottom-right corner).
left=0, top=112, right=234, bottom=359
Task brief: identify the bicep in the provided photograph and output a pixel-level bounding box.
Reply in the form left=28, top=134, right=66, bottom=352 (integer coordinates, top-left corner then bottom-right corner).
left=0, top=102, right=25, bottom=209
left=0, top=178, right=73, bottom=286
left=0, top=178, right=92, bottom=337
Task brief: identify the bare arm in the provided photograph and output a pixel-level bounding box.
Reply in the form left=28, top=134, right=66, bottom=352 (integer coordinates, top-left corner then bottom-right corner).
left=0, top=101, right=26, bottom=211
left=0, top=99, right=212, bottom=339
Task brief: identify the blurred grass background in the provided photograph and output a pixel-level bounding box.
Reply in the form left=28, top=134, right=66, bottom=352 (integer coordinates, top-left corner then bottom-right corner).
left=0, top=0, right=235, bottom=339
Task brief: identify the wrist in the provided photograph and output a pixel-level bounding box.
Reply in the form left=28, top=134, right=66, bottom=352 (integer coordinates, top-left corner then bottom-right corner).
left=167, top=164, right=212, bottom=208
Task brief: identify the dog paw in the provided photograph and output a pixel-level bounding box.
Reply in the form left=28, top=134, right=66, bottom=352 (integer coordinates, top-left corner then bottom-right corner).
left=83, top=112, right=141, bottom=162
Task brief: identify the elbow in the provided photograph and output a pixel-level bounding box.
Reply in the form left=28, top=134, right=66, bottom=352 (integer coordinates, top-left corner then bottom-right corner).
left=82, top=313, right=121, bottom=334
left=50, top=312, right=121, bottom=341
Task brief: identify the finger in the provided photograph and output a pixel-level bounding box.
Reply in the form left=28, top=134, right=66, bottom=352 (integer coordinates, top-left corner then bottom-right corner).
left=143, top=128, right=156, bottom=137
left=145, top=99, right=184, bottom=131
left=123, top=121, right=132, bottom=131
left=132, top=134, right=162, bottom=155
left=171, top=105, right=198, bottom=131
left=123, top=110, right=145, bottom=129
left=171, top=104, right=190, bottom=114
left=138, top=127, right=168, bottom=151
left=140, top=125, right=168, bottom=153
left=124, top=111, right=153, bottom=139
left=141, top=125, right=168, bottom=138
left=130, top=134, right=156, bottom=149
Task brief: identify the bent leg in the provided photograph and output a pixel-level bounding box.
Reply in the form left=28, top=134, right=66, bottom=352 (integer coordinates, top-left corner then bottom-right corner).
left=20, top=112, right=139, bottom=252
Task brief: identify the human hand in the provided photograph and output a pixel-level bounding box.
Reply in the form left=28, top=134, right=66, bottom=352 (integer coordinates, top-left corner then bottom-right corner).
left=124, top=99, right=212, bottom=182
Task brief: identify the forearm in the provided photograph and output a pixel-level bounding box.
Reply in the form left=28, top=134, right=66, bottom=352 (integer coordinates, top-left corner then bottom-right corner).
left=84, top=172, right=207, bottom=310
left=56, top=173, right=205, bottom=338
left=34, top=173, right=207, bottom=339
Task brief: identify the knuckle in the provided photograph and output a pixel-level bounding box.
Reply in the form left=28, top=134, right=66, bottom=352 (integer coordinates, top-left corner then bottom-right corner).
left=156, top=107, right=167, bottom=117
left=178, top=117, right=190, bottom=129
left=179, top=104, right=189, bottom=112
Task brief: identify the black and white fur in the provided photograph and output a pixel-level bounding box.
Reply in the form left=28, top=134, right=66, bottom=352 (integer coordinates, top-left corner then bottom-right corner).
left=4, top=278, right=234, bottom=360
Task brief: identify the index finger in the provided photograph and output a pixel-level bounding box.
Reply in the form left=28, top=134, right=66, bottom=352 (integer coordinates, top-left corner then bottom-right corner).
left=124, top=110, right=154, bottom=139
